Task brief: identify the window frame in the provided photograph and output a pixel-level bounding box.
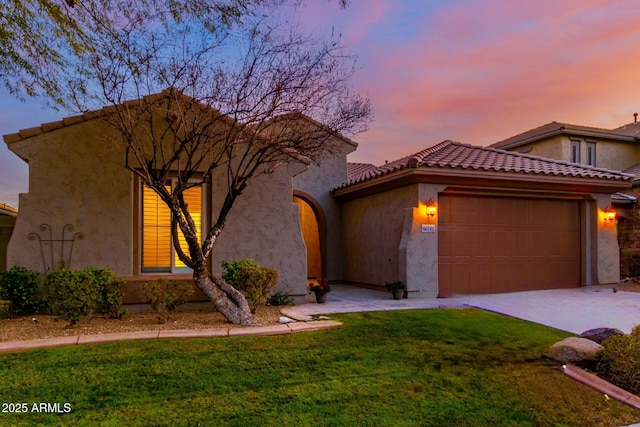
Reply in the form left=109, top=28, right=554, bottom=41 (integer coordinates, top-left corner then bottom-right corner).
left=570, top=140, right=581, bottom=164
left=139, top=178, right=207, bottom=274
left=586, top=141, right=596, bottom=167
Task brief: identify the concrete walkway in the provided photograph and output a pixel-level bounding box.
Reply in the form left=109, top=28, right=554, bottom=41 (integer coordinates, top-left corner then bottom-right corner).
left=284, top=284, right=640, bottom=335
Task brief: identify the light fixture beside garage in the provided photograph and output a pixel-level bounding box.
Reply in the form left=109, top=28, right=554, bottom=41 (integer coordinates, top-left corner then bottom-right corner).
left=603, top=206, right=617, bottom=223
left=426, top=198, right=437, bottom=218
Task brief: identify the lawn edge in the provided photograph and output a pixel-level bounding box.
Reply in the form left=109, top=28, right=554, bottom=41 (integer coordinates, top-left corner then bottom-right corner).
left=0, top=320, right=343, bottom=353
left=563, top=364, right=640, bottom=410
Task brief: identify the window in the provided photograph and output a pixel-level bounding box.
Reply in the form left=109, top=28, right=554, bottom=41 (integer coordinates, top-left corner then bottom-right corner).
left=570, top=140, right=580, bottom=163
left=586, top=142, right=596, bottom=167
left=141, top=181, right=203, bottom=273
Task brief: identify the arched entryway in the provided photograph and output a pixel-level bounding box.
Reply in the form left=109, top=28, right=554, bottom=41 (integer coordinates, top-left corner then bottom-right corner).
left=293, top=192, right=326, bottom=280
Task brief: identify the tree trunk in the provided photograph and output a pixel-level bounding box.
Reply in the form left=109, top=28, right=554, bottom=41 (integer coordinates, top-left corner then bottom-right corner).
left=192, top=267, right=254, bottom=326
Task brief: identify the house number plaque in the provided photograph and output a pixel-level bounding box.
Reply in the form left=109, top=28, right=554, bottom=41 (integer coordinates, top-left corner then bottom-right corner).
left=421, top=224, right=436, bottom=233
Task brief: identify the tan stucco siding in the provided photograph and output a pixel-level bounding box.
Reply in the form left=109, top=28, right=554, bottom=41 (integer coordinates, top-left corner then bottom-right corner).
left=589, top=140, right=637, bottom=171
left=515, top=136, right=566, bottom=159
left=211, top=164, right=307, bottom=297
left=7, top=121, right=133, bottom=276
left=593, top=193, right=621, bottom=284
left=342, top=185, right=418, bottom=286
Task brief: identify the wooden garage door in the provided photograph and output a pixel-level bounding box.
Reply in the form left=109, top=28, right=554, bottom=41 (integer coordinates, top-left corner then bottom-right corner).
left=438, top=195, right=581, bottom=296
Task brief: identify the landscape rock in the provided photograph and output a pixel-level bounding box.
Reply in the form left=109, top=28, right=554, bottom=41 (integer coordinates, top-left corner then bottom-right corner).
left=578, top=327, right=624, bottom=344
left=278, top=316, right=296, bottom=324
left=548, top=337, right=602, bottom=364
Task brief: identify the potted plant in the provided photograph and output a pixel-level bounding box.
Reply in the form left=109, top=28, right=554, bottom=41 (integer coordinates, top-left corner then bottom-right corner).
left=385, top=281, right=406, bottom=300
left=308, top=279, right=331, bottom=304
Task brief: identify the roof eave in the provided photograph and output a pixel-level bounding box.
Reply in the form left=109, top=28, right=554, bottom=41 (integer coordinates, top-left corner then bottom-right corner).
left=493, top=128, right=637, bottom=151
left=333, top=168, right=632, bottom=201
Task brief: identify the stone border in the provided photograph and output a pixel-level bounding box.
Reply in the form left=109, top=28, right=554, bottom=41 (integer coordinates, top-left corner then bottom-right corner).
left=563, top=364, right=640, bottom=410
left=0, top=320, right=342, bottom=353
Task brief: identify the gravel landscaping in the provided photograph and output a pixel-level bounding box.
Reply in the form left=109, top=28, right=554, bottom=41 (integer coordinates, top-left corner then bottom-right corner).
left=0, top=304, right=285, bottom=342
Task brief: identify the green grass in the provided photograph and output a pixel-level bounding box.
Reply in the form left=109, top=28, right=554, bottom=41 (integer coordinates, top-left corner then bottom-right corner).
left=0, top=308, right=638, bottom=426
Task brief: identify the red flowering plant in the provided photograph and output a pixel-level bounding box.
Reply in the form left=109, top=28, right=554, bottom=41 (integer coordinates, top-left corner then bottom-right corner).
left=308, top=278, right=331, bottom=295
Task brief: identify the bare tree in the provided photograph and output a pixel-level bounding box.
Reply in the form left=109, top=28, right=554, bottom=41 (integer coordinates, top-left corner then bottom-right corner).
left=1, top=0, right=350, bottom=103
left=58, top=4, right=370, bottom=325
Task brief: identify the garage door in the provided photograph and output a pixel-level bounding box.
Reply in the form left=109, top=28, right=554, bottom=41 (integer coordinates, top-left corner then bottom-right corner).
left=438, top=195, right=581, bottom=296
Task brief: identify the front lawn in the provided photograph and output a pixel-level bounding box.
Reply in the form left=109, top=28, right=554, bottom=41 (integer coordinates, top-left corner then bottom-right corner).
left=0, top=308, right=638, bottom=426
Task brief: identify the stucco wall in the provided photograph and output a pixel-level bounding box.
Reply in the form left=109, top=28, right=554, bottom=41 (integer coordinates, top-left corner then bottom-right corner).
left=211, top=163, right=307, bottom=298
left=515, top=136, right=566, bottom=159
left=342, top=185, right=418, bottom=286
left=292, top=139, right=356, bottom=281
left=587, top=140, right=637, bottom=171
left=7, top=120, right=133, bottom=276
left=593, top=193, right=621, bottom=284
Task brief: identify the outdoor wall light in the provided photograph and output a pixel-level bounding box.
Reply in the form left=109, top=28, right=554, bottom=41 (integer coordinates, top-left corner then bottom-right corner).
left=426, top=198, right=437, bottom=218
left=604, top=206, right=617, bottom=222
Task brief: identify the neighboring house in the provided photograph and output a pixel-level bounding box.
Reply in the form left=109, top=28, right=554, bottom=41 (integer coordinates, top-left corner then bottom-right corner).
left=2, top=97, right=632, bottom=301
left=490, top=119, right=640, bottom=277
left=0, top=203, right=17, bottom=273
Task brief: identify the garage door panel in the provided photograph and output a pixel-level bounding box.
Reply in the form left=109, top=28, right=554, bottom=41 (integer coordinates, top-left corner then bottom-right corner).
left=439, top=195, right=581, bottom=295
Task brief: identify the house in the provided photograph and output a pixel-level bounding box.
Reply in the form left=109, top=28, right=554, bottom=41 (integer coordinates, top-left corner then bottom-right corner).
left=490, top=119, right=640, bottom=277
left=2, top=95, right=633, bottom=301
left=2, top=94, right=356, bottom=303
left=334, top=141, right=632, bottom=296
left=0, top=203, right=17, bottom=272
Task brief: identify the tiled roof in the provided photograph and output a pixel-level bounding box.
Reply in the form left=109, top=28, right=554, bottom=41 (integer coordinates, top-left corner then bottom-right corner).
left=623, top=163, right=640, bottom=178
left=0, top=203, right=17, bottom=216
left=615, top=122, right=640, bottom=137
left=490, top=121, right=635, bottom=150
left=339, top=141, right=633, bottom=190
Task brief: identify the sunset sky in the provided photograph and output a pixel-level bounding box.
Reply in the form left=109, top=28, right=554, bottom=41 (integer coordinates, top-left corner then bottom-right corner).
left=2, top=0, right=640, bottom=208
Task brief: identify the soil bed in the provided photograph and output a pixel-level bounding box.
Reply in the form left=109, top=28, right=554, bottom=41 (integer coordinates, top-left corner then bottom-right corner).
left=0, top=304, right=284, bottom=342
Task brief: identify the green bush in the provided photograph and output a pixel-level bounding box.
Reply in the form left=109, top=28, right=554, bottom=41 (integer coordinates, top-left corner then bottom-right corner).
left=85, top=267, right=127, bottom=318
left=142, top=279, right=194, bottom=324
left=596, top=325, right=640, bottom=395
left=0, top=300, right=10, bottom=319
left=44, top=269, right=101, bottom=325
left=267, top=290, right=294, bottom=306
left=0, top=265, right=41, bottom=316
left=221, top=258, right=260, bottom=289
left=236, top=265, right=279, bottom=313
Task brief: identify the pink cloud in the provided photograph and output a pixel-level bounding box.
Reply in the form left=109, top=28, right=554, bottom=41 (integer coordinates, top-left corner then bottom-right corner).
left=348, top=0, right=640, bottom=165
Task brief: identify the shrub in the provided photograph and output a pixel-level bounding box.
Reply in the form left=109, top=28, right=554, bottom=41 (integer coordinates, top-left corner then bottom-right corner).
left=221, top=258, right=260, bottom=289
left=0, top=300, right=10, bottom=319
left=142, top=279, right=194, bottom=324
left=596, top=325, right=640, bottom=395
left=267, top=290, right=294, bottom=306
left=0, top=265, right=41, bottom=316
left=85, top=267, right=128, bottom=318
left=236, top=265, right=279, bottom=313
left=44, top=269, right=101, bottom=325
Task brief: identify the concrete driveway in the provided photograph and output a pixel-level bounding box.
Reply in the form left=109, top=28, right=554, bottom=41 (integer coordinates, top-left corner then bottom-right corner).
left=284, top=285, right=640, bottom=335
left=451, top=286, right=640, bottom=334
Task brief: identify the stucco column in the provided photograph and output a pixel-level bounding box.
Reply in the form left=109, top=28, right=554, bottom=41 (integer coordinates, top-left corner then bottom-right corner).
left=398, top=184, right=447, bottom=298
left=593, top=193, right=620, bottom=284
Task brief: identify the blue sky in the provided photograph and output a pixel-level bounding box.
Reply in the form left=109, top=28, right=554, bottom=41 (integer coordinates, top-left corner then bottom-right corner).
left=3, top=0, right=640, bottom=208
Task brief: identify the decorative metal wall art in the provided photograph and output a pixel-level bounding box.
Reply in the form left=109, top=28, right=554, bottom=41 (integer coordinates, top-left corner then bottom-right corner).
left=28, top=224, right=85, bottom=272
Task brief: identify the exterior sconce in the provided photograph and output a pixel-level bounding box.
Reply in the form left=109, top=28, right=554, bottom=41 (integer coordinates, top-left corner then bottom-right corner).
left=426, top=199, right=437, bottom=218
left=604, top=207, right=617, bottom=222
